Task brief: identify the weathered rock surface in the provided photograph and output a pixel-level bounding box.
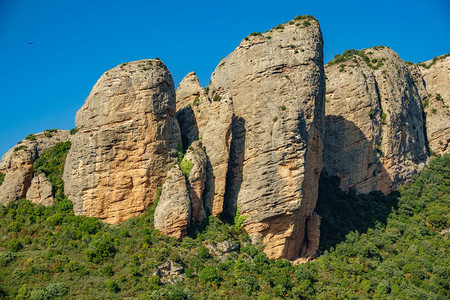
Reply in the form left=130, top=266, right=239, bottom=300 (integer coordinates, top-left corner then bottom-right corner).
left=182, top=141, right=207, bottom=223
left=26, top=173, right=54, bottom=207
left=63, top=59, right=180, bottom=224
left=418, top=55, right=450, bottom=154
left=154, top=165, right=191, bottom=239
left=324, top=47, right=428, bottom=194
left=176, top=72, right=234, bottom=216
left=0, top=130, right=70, bottom=205
left=209, top=18, right=326, bottom=259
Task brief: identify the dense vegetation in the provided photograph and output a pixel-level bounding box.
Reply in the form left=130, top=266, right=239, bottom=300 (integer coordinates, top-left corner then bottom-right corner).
left=0, top=143, right=448, bottom=298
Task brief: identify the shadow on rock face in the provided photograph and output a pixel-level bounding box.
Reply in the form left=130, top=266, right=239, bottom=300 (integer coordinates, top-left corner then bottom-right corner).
left=319, top=116, right=398, bottom=251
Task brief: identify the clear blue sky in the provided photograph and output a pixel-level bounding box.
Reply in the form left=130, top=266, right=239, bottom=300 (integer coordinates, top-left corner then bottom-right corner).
left=0, top=0, right=449, bottom=156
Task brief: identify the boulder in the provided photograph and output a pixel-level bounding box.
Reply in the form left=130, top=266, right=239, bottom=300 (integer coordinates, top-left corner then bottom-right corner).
left=26, top=173, right=54, bottom=207
left=154, top=165, right=191, bottom=239
left=63, top=59, right=180, bottom=224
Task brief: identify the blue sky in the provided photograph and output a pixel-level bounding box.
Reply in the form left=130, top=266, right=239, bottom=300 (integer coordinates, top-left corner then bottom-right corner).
left=0, top=0, right=449, bottom=156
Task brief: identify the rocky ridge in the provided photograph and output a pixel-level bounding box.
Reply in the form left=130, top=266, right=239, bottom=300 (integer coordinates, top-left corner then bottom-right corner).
left=0, top=16, right=448, bottom=262
left=323, top=46, right=428, bottom=193
left=0, top=130, right=70, bottom=206
left=417, top=55, right=450, bottom=155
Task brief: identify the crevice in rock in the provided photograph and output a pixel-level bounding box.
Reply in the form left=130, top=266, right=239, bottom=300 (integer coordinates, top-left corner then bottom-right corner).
left=221, top=117, right=246, bottom=223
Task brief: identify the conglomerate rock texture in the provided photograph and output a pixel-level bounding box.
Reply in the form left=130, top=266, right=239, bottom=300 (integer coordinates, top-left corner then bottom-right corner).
left=0, top=130, right=70, bottom=205
left=26, top=173, right=54, bottom=207
left=63, top=59, right=180, bottom=224
left=323, top=47, right=428, bottom=194
left=182, top=141, right=207, bottom=224
left=418, top=55, right=450, bottom=154
left=209, top=18, right=326, bottom=260
left=176, top=72, right=234, bottom=217
left=154, top=165, right=191, bottom=239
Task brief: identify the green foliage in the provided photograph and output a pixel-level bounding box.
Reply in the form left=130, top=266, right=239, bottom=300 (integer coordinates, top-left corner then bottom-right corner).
left=44, top=129, right=57, bottom=138
left=381, top=111, right=387, bottom=125
left=33, top=141, right=71, bottom=201
left=280, top=105, right=287, bottom=111
left=213, top=94, right=221, bottom=102
left=0, top=156, right=447, bottom=298
left=303, top=20, right=311, bottom=27
left=177, top=140, right=184, bottom=164
left=14, top=145, right=28, bottom=152
left=436, top=93, right=443, bottom=101
left=69, top=127, right=78, bottom=135
left=180, top=158, right=193, bottom=178
left=249, top=32, right=262, bottom=36
left=418, top=53, right=450, bottom=69
left=0, top=172, right=5, bottom=186
left=199, top=266, right=221, bottom=284
left=275, top=24, right=285, bottom=30
left=105, top=280, right=120, bottom=293
left=25, top=134, right=36, bottom=141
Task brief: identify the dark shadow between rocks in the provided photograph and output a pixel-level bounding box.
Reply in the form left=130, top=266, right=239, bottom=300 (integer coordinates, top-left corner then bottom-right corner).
left=221, top=117, right=246, bottom=223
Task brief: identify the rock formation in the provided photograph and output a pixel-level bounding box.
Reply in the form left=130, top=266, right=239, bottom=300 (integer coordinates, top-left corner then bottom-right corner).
left=176, top=72, right=234, bottom=216
left=63, top=59, right=180, bottom=224
left=209, top=17, right=326, bottom=259
left=417, top=55, right=450, bottom=154
left=182, top=141, right=207, bottom=223
left=323, top=46, right=428, bottom=194
left=26, top=173, right=54, bottom=207
left=154, top=165, right=191, bottom=239
left=0, top=130, right=69, bottom=205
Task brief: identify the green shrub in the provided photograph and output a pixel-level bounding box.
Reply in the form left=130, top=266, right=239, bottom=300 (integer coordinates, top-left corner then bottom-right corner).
left=199, top=266, right=221, bottom=284
left=303, top=20, right=311, bottom=27
left=0, top=172, right=5, bottom=186
left=33, top=141, right=71, bottom=201
left=14, top=145, right=28, bottom=152
left=8, top=239, right=23, bottom=252
left=180, top=158, right=193, bottom=178
left=105, top=280, right=120, bottom=293
left=213, top=94, right=221, bottom=102
left=436, top=93, right=443, bottom=101
left=280, top=105, right=287, bottom=111
left=275, top=24, right=285, bottom=30
left=250, top=32, right=262, bottom=36
left=46, top=282, right=69, bottom=298
left=0, top=252, right=16, bottom=267
left=198, top=246, right=211, bottom=259
left=25, top=134, right=36, bottom=141
left=85, top=234, right=116, bottom=263
left=70, top=128, right=78, bottom=135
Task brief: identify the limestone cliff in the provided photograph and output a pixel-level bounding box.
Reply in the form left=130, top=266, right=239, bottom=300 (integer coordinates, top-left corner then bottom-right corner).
left=63, top=59, right=180, bottom=224
left=209, top=16, right=326, bottom=260
left=0, top=130, right=70, bottom=205
left=176, top=72, right=234, bottom=217
left=323, top=47, right=428, bottom=194
left=418, top=55, right=450, bottom=154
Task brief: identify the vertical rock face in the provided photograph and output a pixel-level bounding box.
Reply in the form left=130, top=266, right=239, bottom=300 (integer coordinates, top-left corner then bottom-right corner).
left=182, top=141, right=207, bottom=224
left=209, top=17, right=326, bottom=259
left=0, top=130, right=70, bottom=205
left=26, top=173, right=54, bottom=207
left=154, top=165, right=191, bottom=239
left=324, top=47, right=428, bottom=194
left=418, top=55, right=450, bottom=154
left=63, top=59, right=180, bottom=224
left=176, top=72, right=234, bottom=216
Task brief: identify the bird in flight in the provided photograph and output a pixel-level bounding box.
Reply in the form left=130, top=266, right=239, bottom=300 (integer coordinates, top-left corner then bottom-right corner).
left=27, top=42, right=34, bottom=45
